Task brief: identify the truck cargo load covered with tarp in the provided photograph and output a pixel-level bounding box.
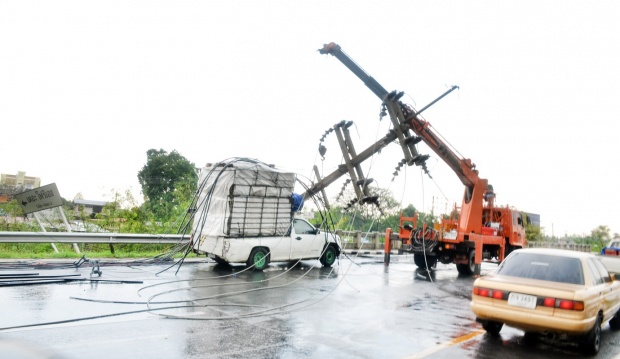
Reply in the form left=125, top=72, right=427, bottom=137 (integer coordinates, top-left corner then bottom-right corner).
left=191, top=159, right=296, bottom=240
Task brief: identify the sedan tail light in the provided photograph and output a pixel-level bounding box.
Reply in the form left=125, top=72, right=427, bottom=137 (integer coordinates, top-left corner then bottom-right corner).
left=542, top=297, right=585, bottom=311
left=561, top=299, right=584, bottom=311
left=472, top=286, right=584, bottom=311
left=472, top=286, right=507, bottom=300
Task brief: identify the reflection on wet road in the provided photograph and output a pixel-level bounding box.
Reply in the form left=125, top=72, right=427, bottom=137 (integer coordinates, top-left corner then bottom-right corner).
left=0, top=256, right=618, bottom=358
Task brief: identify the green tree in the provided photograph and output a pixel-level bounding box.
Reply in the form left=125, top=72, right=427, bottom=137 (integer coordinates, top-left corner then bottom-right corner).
left=0, top=199, right=25, bottom=218
left=331, top=187, right=404, bottom=232
left=591, top=225, right=611, bottom=248
left=525, top=224, right=543, bottom=242
left=95, top=189, right=150, bottom=233
left=309, top=206, right=347, bottom=230
left=137, top=149, right=198, bottom=221
left=0, top=199, right=37, bottom=232
left=400, top=204, right=417, bottom=218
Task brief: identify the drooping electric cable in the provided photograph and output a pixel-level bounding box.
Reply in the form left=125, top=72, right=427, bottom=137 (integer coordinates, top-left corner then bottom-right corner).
left=136, top=175, right=355, bottom=321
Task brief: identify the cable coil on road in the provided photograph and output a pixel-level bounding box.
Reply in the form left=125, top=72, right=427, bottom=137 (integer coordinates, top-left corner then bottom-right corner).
left=408, top=228, right=439, bottom=253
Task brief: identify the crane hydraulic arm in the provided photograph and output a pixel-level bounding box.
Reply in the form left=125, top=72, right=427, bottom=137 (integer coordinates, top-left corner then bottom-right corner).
left=319, top=43, right=479, bottom=189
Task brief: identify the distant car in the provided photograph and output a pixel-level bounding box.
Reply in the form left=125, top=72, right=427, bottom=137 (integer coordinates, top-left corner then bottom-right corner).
left=470, top=248, right=620, bottom=354
left=601, top=240, right=620, bottom=256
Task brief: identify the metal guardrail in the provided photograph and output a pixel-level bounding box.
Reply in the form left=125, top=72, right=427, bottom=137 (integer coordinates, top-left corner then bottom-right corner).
left=0, top=231, right=592, bottom=254
left=526, top=241, right=591, bottom=252
left=336, top=230, right=385, bottom=250
left=0, top=232, right=188, bottom=244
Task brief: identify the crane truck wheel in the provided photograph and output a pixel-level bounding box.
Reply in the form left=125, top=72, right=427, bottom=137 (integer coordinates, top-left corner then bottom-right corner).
left=414, top=253, right=437, bottom=270
left=456, top=250, right=475, bottom=275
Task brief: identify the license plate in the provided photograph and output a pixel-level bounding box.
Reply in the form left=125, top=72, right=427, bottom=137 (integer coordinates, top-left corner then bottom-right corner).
left=507, top=293, right=537, bottom=309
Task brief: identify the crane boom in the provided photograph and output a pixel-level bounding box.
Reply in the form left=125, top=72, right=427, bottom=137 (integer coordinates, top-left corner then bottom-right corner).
left=319, top=42, right=481, bottom=192
left=319, top=43, right=389, bottom=100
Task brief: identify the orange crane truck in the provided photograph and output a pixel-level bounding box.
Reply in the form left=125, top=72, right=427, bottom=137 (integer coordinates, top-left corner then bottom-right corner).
left=319, top=42, right=534, bottom=275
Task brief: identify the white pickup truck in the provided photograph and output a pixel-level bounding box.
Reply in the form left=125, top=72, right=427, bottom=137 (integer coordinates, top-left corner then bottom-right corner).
left=194, top=217, right=341, bottom=270
left=189, top=159, right=341, bottom=270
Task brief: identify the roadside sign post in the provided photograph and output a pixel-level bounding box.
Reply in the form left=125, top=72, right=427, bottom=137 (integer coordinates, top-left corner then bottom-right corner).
left=32, top=212, right=59, bottom=253
left=15, top=183, right=80, bottom=254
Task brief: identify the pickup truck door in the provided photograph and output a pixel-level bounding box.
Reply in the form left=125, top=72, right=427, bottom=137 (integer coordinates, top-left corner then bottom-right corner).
left=290, top=219, right=323, bottom=260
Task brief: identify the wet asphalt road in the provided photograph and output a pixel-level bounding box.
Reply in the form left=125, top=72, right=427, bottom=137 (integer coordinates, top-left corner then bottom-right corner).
left=0, top=254, right=618, bottom=359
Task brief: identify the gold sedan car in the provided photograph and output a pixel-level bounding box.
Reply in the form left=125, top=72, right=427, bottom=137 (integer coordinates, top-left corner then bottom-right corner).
left=470, top=248, right=620, bottom=354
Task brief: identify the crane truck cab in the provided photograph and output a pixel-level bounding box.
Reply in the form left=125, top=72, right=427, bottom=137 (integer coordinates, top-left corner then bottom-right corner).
left=398, top=206, right=530, bottom=275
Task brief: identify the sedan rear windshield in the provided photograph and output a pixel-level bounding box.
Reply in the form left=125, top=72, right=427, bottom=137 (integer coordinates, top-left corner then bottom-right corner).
left=497, top=253, right=584, bottom=285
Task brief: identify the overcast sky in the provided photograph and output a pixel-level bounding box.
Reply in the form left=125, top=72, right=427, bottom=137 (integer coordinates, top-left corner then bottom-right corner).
left=2, top=1, right=619, bottom=237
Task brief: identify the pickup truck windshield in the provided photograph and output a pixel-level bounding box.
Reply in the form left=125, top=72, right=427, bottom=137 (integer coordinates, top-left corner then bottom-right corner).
left=497, top=253, right=584, bottom=285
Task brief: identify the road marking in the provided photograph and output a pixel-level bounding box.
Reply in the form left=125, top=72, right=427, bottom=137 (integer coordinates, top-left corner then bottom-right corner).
left=402, top=329, right=486, bottom=359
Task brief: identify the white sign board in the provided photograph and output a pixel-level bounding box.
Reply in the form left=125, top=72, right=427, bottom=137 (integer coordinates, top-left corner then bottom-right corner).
left=14, top=183, right=64, bottom=214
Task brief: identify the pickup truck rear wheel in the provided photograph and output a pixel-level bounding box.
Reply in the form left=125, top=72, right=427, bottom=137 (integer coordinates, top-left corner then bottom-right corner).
left=213, top=256, right=230, bottom=266
left=247, top=248, right=269, bottom=271
left=320, top=245, right=337, bottom=267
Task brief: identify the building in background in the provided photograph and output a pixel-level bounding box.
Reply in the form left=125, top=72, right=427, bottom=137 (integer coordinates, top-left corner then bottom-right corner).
left=73, top=199, right=109, bottom=218
left=1, top=171, right=41, bottom=189
left=0, top=171, right=41, bottom=203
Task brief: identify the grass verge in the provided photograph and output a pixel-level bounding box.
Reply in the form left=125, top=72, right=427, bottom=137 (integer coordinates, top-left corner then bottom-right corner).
left=0, top=243, right=199, bottom=259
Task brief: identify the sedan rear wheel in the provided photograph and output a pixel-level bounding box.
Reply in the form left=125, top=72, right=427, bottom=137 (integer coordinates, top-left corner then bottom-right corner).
left=610, top=311, right=620, bottom=330
left=481, top=320, right=503, bottom=335
left=581, top=315, right=601, bottom=355
left=522, top=332, right=539, bottom=344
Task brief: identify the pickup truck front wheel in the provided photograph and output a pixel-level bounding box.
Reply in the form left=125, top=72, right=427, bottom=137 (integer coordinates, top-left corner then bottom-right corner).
left=247, top=248, right=270, bottom=271
left=320, top=245, right=338, bottom=267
